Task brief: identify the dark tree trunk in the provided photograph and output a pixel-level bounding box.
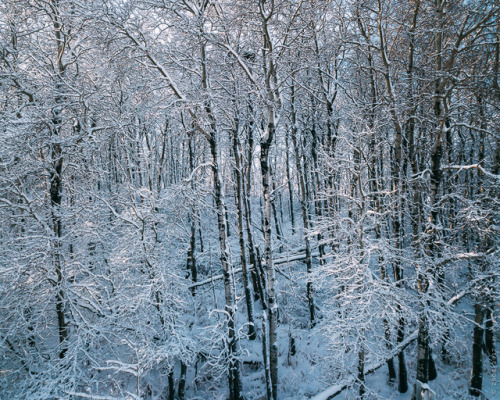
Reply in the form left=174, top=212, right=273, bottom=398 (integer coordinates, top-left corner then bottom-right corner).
left=254, top=246, right=267, bottom=310
left=428, top=348, right=437, bottom=381
left=484, top=307, right=497, bottom=365
left=285, top=132, right=296, bottom=235
left=470, top=303, right=484, bottom=396
left=178, top=362, right=187, bottom=400
left=51, top=142, right=67, bottom=360
left=358, top=346, right=366, bottom=398
left=49, top=2, right=68, bottom=360
left=397, top=316, right=408, bottom=392
left=168, top=369, right=175, bottom=400
left=384, top=319, right=397, bottom=384
left=416, top=316, right=429, bottom=384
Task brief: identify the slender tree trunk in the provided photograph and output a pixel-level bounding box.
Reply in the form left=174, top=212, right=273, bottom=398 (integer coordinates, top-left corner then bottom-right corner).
left=370, top=113, right=396, bottom=385
left=470, top=303, right=484, bottom=396
left=201, top=27, right=243, bottom=397
left=358, top=345, right=366, bottom=398
left=260, top=120, right=278, bottom=399
left=261, top=311, right=273, bottom=400
left=49, top=0, right=68, bottom=360
left=52, top=142, right=67, bottom=360
left=416, top=315, right=429, bottom=385
left=374, top=6, right=410, bottom=390
left=285, top=132, right=296, bottom=235
left=259, top=7, right=280, bottom=395
left=168, top=369, right=175, bottom=400
left=270, top=163, right=283, bottom=246
left=313, top=28, right=339, bottom=239
left=243, top=103, right=262, bottom=302
left=209, top=132, right=243, bottom=400
left=254, top=246, right=268, bottom=309
left=310, top=117, right=326, bottom=265
left=358, top=6, right=411, bottom=388
left=415, top=0, right=447, bottom=390
left=484, top=307, right=497, bottom=365
left=291, top=81, right=315, bottom=327
left=187, top=135, right=198, bottom=295
left=477, top=95, right=497, bottom=367
left=233, top=115, right=257, bottom=340
left=178, top=361, right=187, bottom=400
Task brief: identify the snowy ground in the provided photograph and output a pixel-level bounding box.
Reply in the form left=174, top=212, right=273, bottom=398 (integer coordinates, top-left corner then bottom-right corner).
left=178, top=246, right=499, bottom=400
left=173, top=210, right=499, bottom=400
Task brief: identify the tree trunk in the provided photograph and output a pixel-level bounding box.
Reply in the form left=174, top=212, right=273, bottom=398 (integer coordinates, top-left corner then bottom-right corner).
left=285, top=132, right=296, bottom=235
left=178, top=361, right=187, bottom=400
left=243, top=104, right=262, bottom=302
left=396, top=316, right=408, bottom=392
left=416, top=1, right=446, bottom=389
left=358, top=346, right=366, bottom=398
left=291, top=81, right=315, bottom=327
left=470, top=303, right=484, bottom=396
left=187, top=135, right=198, bottom=295
left=374, top=5, right=410, bottom=390
left=49, top=0, right=69, bottom=360
left=168, top=369, right=175, bottom=400
left=260, top=120, right=278, bottom=399
left=484, top=307, right=497, bottom=365
left=384, top=319, right=397, bottom=384
left=270, top=163, right=284, bottom=246
left=416, top=315, right=430, bottom=384
left=209, top=132, right=243, bottom=400
left=310, top=117, right=326, bottom=265
left=232, top=116, right=256, bottom=340
left=262, top=311, right=273, bottom=400
left=259, top=7, right=281, bottom=396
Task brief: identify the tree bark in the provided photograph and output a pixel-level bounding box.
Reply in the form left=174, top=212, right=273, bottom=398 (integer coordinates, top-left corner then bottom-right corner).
left=260, top=121, right=278, bottom=399
left=358, top=346, right=365, bottom=398
left=232, top=115, right=257, bottom=340
left=187, top=135, right=198, bottom=295
left=470, top=303, right=484, bottom=396
left=202, top=19, right=243, bottom=396
left=259, top=3, right=280, bottom=396
left=484, top=307, right=497, bottom=365
left=168, top=369, right=175, bottom=400
left=291, top=80, right=315, bottom=327
left=178, top=361, right=187, bottom=400
left=49, top=0, right=68, bottom=360
left=209, top=132, right=243, bottom=400
left=243, top=102, right=262, bottom=302
left=285, top=132, right=296, bottom=235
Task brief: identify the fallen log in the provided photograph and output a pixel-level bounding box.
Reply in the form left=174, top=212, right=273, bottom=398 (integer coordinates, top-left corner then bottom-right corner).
left=188, top=252, right=319, bottom=289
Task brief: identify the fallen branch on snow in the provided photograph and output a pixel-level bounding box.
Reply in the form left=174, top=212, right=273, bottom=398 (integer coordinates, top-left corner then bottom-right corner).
left=188, top=252, right=319, bottom=289
left=310, top=289, right=471, bottom=400
left=310, top=330, right=418, bottom=400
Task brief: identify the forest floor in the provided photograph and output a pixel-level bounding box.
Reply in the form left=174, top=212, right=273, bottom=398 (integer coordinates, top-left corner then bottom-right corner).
left=176, top=247, right=499, bottom=400
left=139, top=211, right=499, bottom=400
